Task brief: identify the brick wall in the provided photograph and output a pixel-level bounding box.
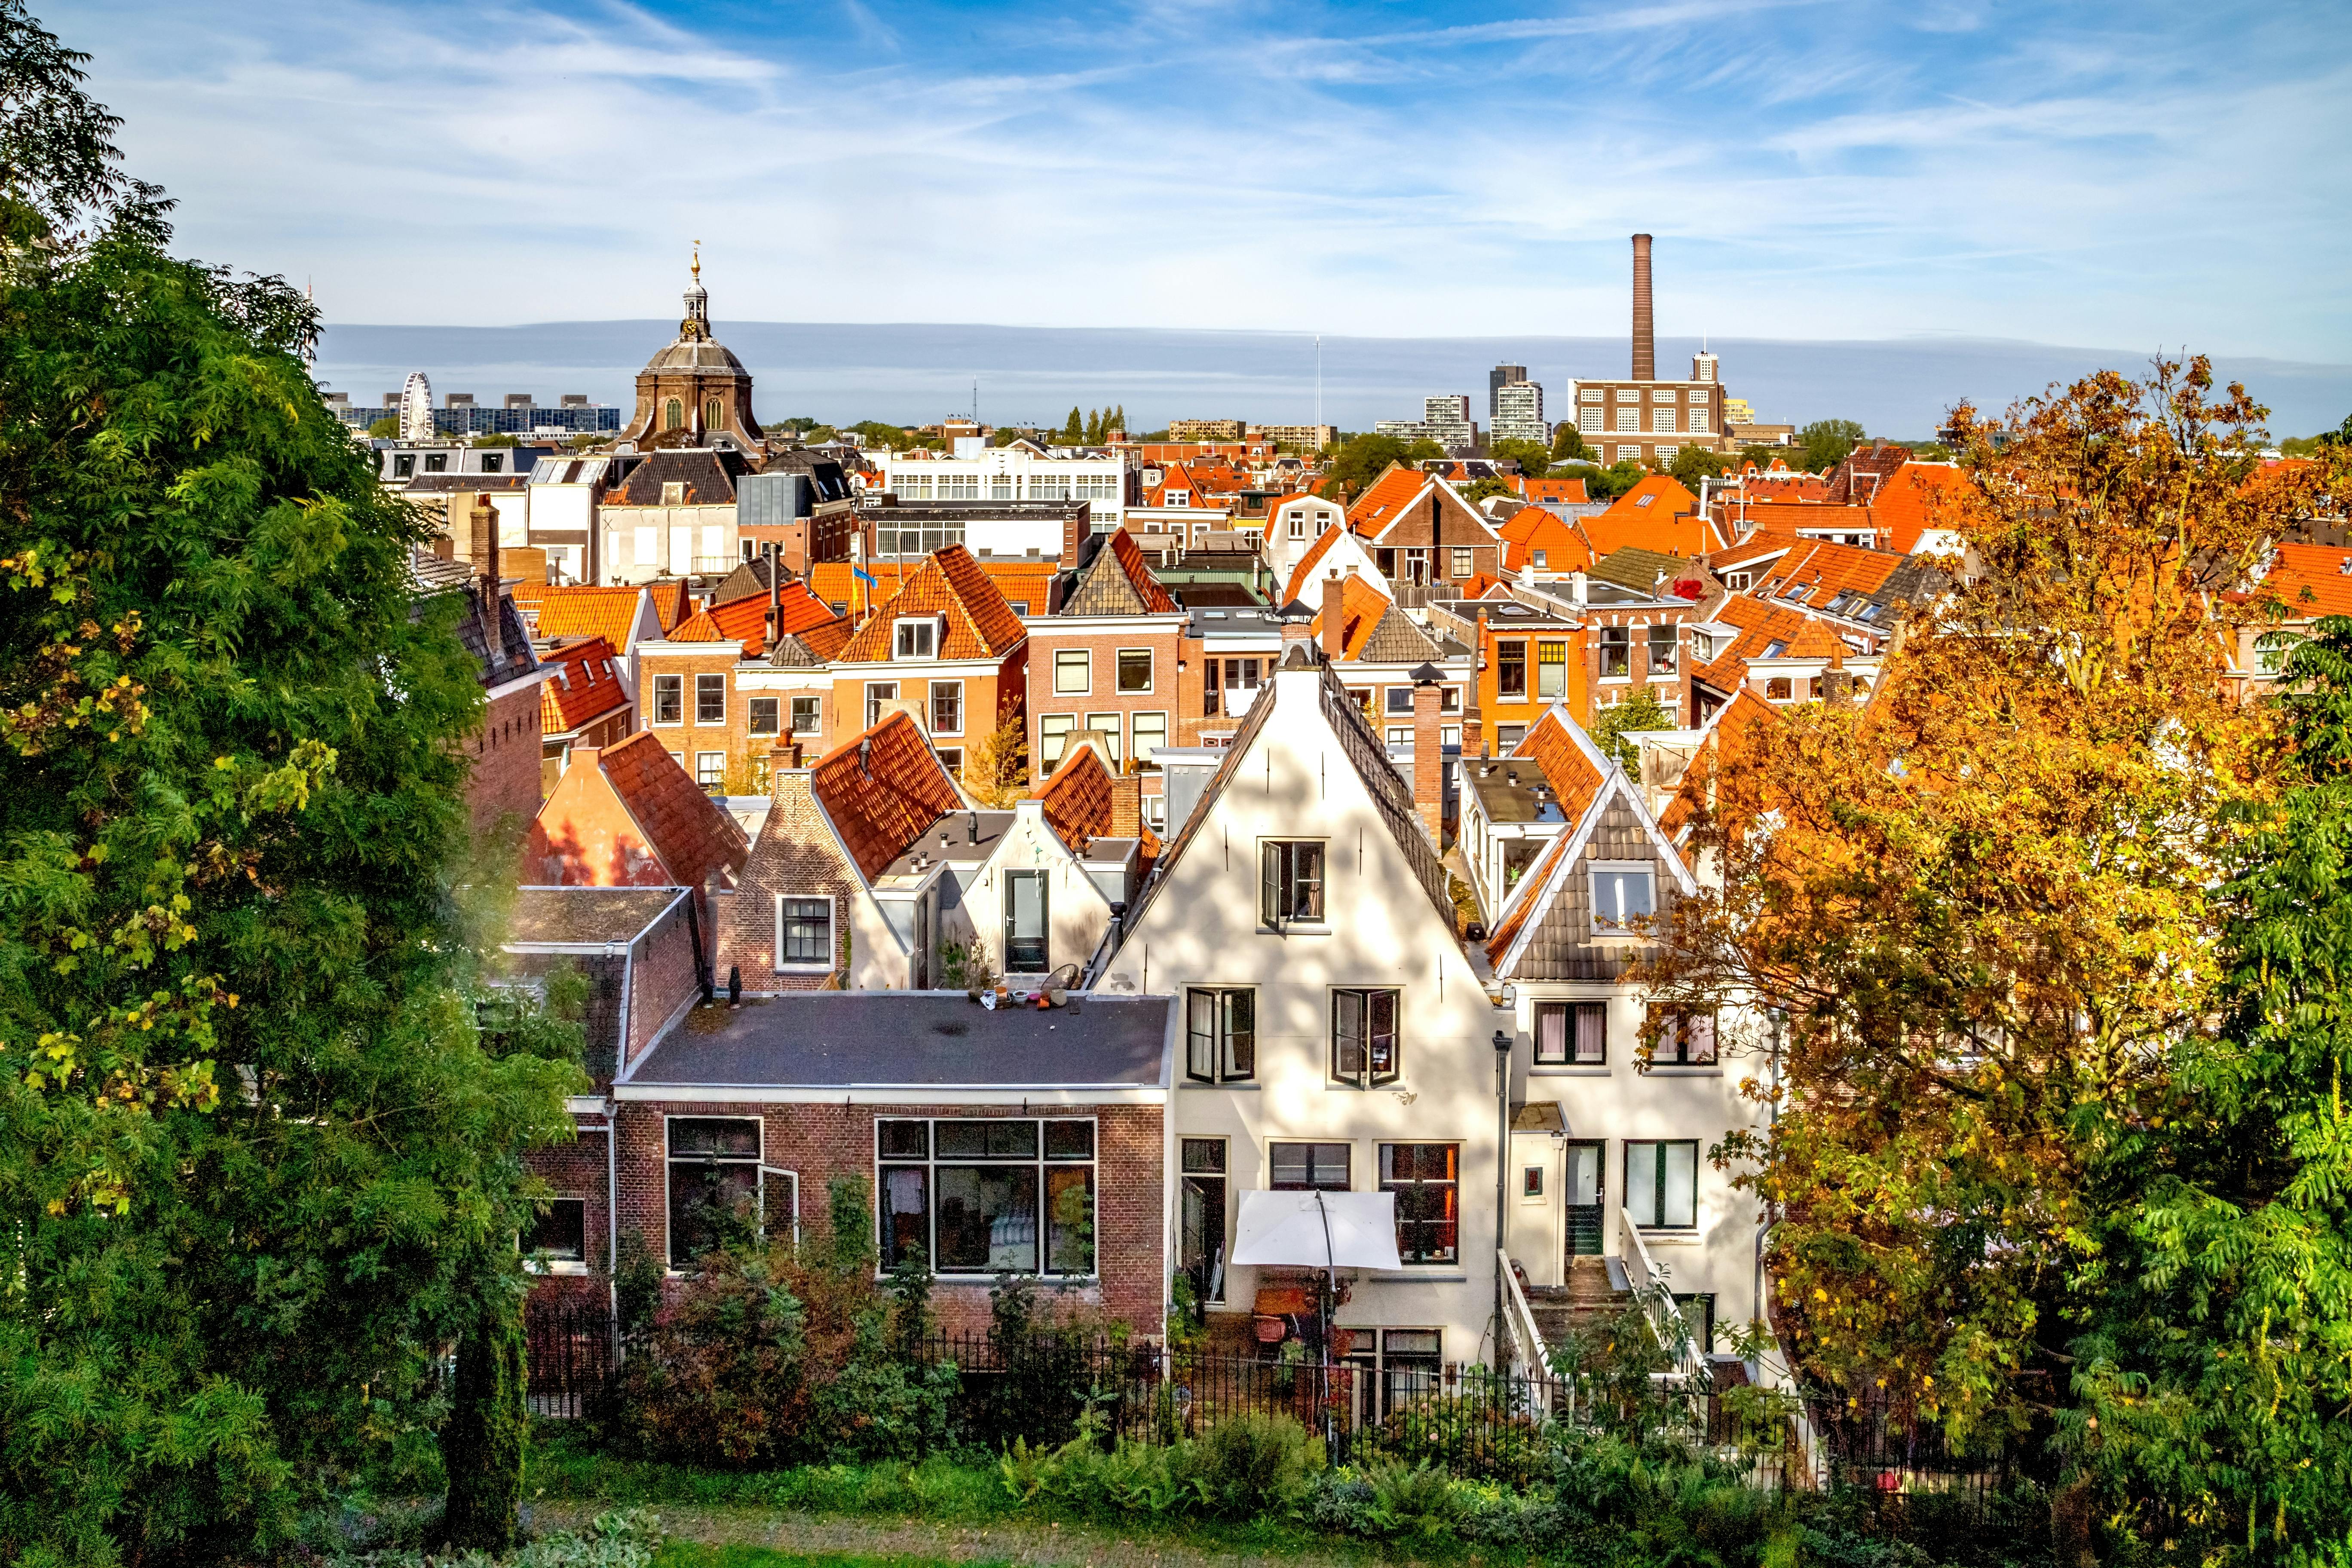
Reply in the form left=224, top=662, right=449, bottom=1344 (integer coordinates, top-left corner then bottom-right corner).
left=639, top=646, right=756, bottom=793
left=525, top=1131, right=613, bottom=1295
left=471, top=679, right=547, bottom=841
left=1024, top=626, right=1185, bottom=784
left=628, top=897, right=705, bottom=1068
left=718, top=771, right=858, bottom=989
left=612, top=1098, right=1165, bottom=1336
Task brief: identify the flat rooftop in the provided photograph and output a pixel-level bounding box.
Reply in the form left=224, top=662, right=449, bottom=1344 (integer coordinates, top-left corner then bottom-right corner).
left=623, top=992, right=1175, bottom=1090
left=1465, top=757, right=1574, bottom=825
left=507, top=886, right=685, bottom=946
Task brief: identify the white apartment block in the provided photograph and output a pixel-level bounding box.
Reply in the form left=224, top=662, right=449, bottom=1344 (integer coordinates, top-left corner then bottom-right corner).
left=878, top=445, right=1135, bottom=538
left=1492, top=382, right=1548, bottom=446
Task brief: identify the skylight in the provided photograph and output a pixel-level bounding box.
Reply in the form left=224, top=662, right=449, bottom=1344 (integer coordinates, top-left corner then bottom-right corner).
left=1761, top=639, right=1788, bottom=658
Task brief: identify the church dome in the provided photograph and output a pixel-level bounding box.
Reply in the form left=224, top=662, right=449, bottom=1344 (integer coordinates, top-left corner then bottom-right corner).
left=643, top=337, right=749, bottom=375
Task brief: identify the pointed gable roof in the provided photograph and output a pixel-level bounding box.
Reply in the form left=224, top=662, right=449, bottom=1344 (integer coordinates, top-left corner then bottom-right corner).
left=539, top=636, right=631, bottom=735
left=528, top=585, right=656, bottom=652
left=1868, top=462, right=1971, bottom=554
left=527, top=730, right=749, bottom=889
left=808, top=710, right=964, bottom=881
left=1064, top=530, right=1179, bottom=616
left=670, top=582, right=844, bottom=655
left=836, top=545, right=1028, bottom=663
left=1660, top=686, right=1783, bottom=844
left=1346, top=463, right=1427, bottom=533
left=1690, top=594, right=1848, bottom=692
left=1310, top=573, right=1438, bottom=662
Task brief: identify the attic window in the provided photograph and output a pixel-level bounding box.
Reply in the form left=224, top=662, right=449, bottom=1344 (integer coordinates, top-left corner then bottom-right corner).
left=1589, top=862, right=1656, bottom=934
left=1634, top=494, right=1654, bottom=508
left=661, top=481, right=686, bottom=505
left=1761, top=639, right=1788, bottom=658
left=1858, top=603, right=1886, bottom=622
left=894, top=619, right=939, bottom=660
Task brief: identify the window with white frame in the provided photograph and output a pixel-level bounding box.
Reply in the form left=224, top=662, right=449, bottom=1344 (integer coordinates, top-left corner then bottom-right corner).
left=695, top=752, right=725, bottom=790
left=1380, top=1143, right=1458, bottom=1262
left=1537, top=639, right=1568, bottom=699
left=1270, top=1141, right=1350, bottom=1190
left=1580, top=407, right=1603, bottom=433
left=1132, top=711, right=1167, bottom=762
left=1331, top=988, right=1401, bottom=1087
left=526, top=1197, right=587, bottom=1266
left=1590, top=862, right=1656, bottom=932
left=865, top=681, right=897, bottom=728
left=1580, top=388, right=1605, bottom=403
left=1600, top=626, right=1632, bottom=678
left=668, top=1116, right=761, bottom=1268
left=1626, top=1139, right=1698, bottom=1229
left=776, top=895, right=834, bottom=968
left=1003, top=870, right=1049, bottom=973
left=652, top=674, right=683, bottom=726
left=1185, top=987, right=1256, bottom=1082
left=1615, top=446, right=1640, bottom=463
left=929, top=680, right=963, bottom=736
left=1288, top=513, right=1308, bottom=539
left=1084, top=713, right=1122, bottom=766
left=1053, top=648, right=1090, bottom=695
left=877, top=1117, right=1096, bottom=1277
left=695, top=674, right=726, bottom=725
left=1260, top=840, right=1325, bottom=925
left=791, top=695, right=821, bottom=735
left=1116, top=649, right=1152, bottom=693
left=1616, top=409, right=1640, bottom=432
left=1038, top=714, right=1075, bottom=768
left=747, top=696, right=780, bottom=736
left=1648, top=624, right=1678, bottom=675
left=894, top=618, right=938, bottom=660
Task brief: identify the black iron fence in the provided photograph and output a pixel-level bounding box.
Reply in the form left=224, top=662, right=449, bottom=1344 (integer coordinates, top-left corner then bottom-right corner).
left=520, top=1301, right=2018, bottom=1510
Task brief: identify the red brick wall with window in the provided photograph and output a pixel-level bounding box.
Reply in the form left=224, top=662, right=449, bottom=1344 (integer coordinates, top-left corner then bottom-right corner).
left=1025, top=626, right=1185, bottom=784
left=610, top=1098, right=1164, bottom=1336
left=638, top=647, right=755, bottom=793
left=471, top=680, right=547, bottom=841
left=717, top=772, right=858, bottom=990
left=523, top=1130, right=613, bottom=1307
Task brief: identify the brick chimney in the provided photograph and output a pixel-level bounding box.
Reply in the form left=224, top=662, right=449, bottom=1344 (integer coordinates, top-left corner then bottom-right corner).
left=1109, top=771, right=1142, bottom=839
left=1631, top=233, right=1655, bottom=382
left=469, top=492, right=504, bottom=668
left=1463, top=606, right=1488, bottom=758
left=1321, top=574, right=1347, bottom=662
left=1412, top=678, right=1443, bottom=845
left=766, top=546, right=782, bottom=653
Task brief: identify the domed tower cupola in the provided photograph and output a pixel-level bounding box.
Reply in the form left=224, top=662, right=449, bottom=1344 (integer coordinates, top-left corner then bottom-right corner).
left=620, top=244, right=763, bottom=451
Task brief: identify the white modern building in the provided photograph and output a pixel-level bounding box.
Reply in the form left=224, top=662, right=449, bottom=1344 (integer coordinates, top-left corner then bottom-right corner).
left=1375, top=395, right=1479, bottom=452
left=876, top=443, right=1135, bottom=537
left=1493, top=382, right=1548, bottom=446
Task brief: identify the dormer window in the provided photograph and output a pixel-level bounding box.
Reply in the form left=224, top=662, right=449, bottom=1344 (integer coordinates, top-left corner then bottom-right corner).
left=661, top=481, right=686, bottom=505
left=1589, top=862, right=1656, bottom=934
left=894, top=618, right=939, bottom=660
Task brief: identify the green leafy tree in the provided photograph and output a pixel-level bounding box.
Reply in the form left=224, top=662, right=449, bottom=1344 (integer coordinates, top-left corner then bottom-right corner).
left=1736, top=442, right=1784, bottom=469
left=1552, top=459, right=1648, bottom=501
left=1795, top=417, right=1865, bottom=472
left=844, top=420, right=916, bottom=450
left=368, top=414, right=399, bottom=438
left=1667, top=444, right=1728, bottom=490
left=1589, top=685, right=1674, bottom=771
left=2067, top=616, right=2352, bottom=1553
left=1330, top=432, right=1412, bottom=493
left=1110, top=403, right=1126, bottom=438
left=1084, top=407, right=1104, bottom=444
left=0, top=11, right=579, bottom=1561
left=473, top=431, right=519, bottom=449
left=1489, top=437, right=1550, bottom=478
left=2280, top=413, right=2352, bottom=457
left=1550, top=424, right=1591, bottom=462
left=1463, top=476, right=1515, bottom=507
left=1060, top=406, right=1084, bottom=444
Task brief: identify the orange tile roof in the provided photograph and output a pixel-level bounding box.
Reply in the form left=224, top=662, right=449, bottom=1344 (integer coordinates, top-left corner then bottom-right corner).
left=1454, top=572, right=1512, bottom=600
left=1691, top=595, right=1847, bottom=692
left=647, top=579, right=691, bottom=634
left=539, top=636, right=631, bottom=734
left=810, top=710, right=963, bottom=881
left=530, top=585, right=650, bottom=652
left=594, top=731, right=749, bottom=885
left=834, top=546, right=1029, bottom=664
left=1031, top=738, right=1118, bottom=845
left=1500, top=506, right=1583, bottom=574
left=1520, top=477, right=1590, bottom=505
left=1755, top=540, right=1904, bottom=605
left=1660, top=687, right=1783, bottom=843
left=1309, top=574, right=1396, bottom=660
left=669, top=582, right=844, bottom=654
left=1869, top=463, right=1970, bottom=554
left=806, top=557, right=1060, bottom=617
left=1598, top=475, right=1699, bottom=523
left=1347, top=465, right=1427, bottom=532
left=1282, top=525, right=1346, bottom=605
left=2248, top=543, right=2352, bottom=620
left=1708, top=531, right=1803, bottom=572
left=1516, top=708, right=1610, bottom=823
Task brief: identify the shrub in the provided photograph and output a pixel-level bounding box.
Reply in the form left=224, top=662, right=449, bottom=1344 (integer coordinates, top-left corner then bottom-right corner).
left=1192, top=1411, right=1323, bottom=1518
left=317, top=1507, right=662, bottom=1568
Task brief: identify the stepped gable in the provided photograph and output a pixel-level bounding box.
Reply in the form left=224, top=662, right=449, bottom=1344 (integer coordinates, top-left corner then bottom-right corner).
left=809, top=710, right=962, bottom=880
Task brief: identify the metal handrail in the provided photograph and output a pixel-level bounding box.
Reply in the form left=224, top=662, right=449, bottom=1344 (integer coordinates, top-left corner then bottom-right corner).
left=1620, top=1206, right=1705, bottom=1380
left=1496, top=1249, right=1567, bottom=1422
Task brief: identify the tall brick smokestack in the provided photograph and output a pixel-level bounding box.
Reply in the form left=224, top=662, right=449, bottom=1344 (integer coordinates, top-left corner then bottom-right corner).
left=1631, top=233, right=1655, bottom=382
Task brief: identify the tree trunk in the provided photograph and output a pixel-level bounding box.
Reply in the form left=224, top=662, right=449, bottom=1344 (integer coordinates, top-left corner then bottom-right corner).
left=442, top=1295, right=527, bottom=1551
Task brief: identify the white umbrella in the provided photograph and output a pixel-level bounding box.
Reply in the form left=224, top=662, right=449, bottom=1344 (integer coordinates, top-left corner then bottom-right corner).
left=1230, top=1189, right=1403, bottom=1271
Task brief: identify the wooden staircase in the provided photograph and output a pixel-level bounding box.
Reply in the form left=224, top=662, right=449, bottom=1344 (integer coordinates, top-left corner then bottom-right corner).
left=1522, top=1256, right=1634, bottom=1351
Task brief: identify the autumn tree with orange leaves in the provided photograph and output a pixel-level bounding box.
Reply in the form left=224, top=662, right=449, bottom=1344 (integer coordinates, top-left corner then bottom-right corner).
left=1638, top=359, right=2352, bottom=1536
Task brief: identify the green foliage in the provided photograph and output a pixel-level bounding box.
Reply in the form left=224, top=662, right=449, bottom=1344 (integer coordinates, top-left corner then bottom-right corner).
left=843, top=421, right=917, bottom=451
left=1554, top=458, right=1650, bottom=500
left=474, top=432, right=520, bottom=449
left=2065, top=615, right=2352, bottom=1553
left=1329, top=433, right=1415, bottom=493
left=0, top=12, right=580, bottom=1563
left=317, top=1506, right=663, bottom=1568
left=1796, top=417, right=1867, bottom=472
left=1592, top=686, right=1676, bottom=771
left=1669, top=444, right=1730, bottom=489
left=2281, top=414, right=2352, bottom=457
left=1552, top=424, right=1592, bottom=462
left=1060, top=407, right=1083, bottom=444
left=1489, top=437, right=1550, bottom=478
left=1463, top=475, right=1515, bottom=506
left=603, top=1234, right=957, bottom=1470
left=614, top=1229, right=665, bottom=1344
left=827, top=1175, right=876, bottom=1272
left=370, top=416, right=401, bottom=438
left=440, top=1292, right=528, bottom=1550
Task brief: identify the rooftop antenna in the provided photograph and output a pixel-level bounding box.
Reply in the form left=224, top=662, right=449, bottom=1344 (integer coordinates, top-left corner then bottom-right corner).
left=1315, top=335, right=1322, bottom=430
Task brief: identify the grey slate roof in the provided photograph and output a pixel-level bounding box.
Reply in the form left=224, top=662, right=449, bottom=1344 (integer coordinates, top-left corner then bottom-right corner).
left=624, top=992, right=1173, bottom=1089
left=1589, top=546, right=1688, bottom=593
left=1356, top=603, right=1446, bottom=664
left=1314, top=663, right=1458, bottom=935
left=1501, top=793, right=1673, bottom=982
left=1063, top=540, right=1158, bottom=616
left=408, top=548, right=541, bottom=687
left=611, top=449, right=751, bottom=506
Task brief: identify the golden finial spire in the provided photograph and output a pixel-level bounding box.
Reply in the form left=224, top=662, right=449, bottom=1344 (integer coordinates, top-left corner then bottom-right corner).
left=692, top=241, right=701, bottom=282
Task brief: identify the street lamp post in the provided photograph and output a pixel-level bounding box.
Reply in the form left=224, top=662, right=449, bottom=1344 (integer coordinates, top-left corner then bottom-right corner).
left=1492, top=1026, right=1513, bottom=1374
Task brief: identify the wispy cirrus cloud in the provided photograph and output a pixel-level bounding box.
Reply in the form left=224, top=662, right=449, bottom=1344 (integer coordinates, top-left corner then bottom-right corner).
left=50, top=0, right=2352, bottom=362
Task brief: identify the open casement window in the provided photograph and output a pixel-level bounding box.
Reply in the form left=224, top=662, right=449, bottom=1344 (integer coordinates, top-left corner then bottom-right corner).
left=1331, top=988, right=1401, bottom=1087
left=1179, top=1139, right=1228, bottom=1303
left=1185, top=987, right=1255, bottom=1082
left=1535, top=1000, right=1607, bottom=1065
left=1259, top=840, right=1326, bottom=927
left=760, top=1168, right=799, bottom=1246
left=1003, top=870, right=1049, bottom=974
left=1380, top=1143, right=1459, bottom=1263
left=1645, top=1006, right=1717, bottom=1065
left=667, top=1117, right=761, bottom=1268
left=1599, top=626, right=1632, bottom=678
left=1626, top=1139, right=1698, bottom=1229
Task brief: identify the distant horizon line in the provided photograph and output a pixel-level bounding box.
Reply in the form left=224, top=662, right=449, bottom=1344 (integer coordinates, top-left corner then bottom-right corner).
left=313, top=319, right=2347, bottom=371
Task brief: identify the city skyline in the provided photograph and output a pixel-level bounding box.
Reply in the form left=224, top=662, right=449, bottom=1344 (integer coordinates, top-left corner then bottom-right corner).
left=61, top=0, right=2352, bottom=363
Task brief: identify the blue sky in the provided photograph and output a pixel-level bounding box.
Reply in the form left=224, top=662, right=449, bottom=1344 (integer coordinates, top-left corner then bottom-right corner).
left=58, top=0, right=2352, bottom=360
